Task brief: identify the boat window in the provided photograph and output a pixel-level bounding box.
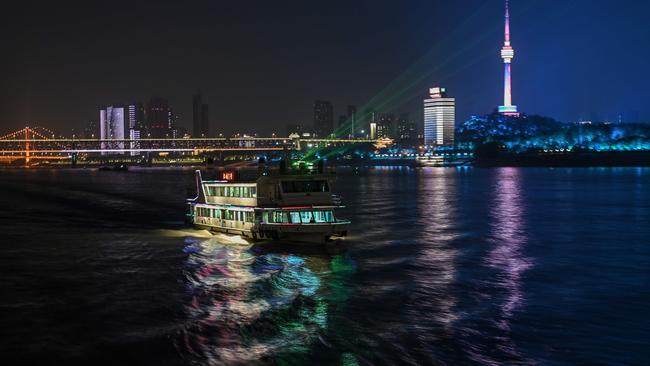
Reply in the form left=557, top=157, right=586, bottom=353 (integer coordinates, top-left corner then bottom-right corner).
left=207, top=185, right=257, bottom=198
left=289, top=212, right=301, bottom=223
left=272, top=211, right=289, bottom=223
left=312, top=211, right=325, bottom=223
left=197, top=207, right=210, bottom=218
left=245, top=212, right=254, bottom=223
left=325, top=211, right=334, bottom=222
left=312, top=210, right=334, bottom=223
left=300, top=211, right=313, bottom=223
left=281, top=180, right=329, bottom=193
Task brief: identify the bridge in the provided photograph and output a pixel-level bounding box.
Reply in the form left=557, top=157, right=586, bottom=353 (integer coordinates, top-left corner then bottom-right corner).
left=0, top=127, right=391, bottom=165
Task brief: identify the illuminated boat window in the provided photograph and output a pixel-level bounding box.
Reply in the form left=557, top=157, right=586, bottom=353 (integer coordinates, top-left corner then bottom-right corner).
left=312, top=210, right=334, bottom=223
left=300, top=211, right=313, bottom=223
left=206, top=185, right=256, bottom=198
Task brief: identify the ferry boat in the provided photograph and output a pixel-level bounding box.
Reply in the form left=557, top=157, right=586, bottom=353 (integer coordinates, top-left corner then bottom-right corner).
left=186, top=163, right=350, bottom=243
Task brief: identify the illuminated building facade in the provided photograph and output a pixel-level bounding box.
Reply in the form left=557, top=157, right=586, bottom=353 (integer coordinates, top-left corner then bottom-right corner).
left=100, top=106, right=126, bottom=154
left=499, top=0, right=519, bottom=116
left=369, top=122, right=377, bottom=140
left=127, top=103, right=144, bottom=130
left=423, top=87, right=455, bottom=147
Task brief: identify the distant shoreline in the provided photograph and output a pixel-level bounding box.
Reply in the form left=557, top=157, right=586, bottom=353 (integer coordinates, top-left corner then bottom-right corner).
left=3, top=151, right=650, bottom=169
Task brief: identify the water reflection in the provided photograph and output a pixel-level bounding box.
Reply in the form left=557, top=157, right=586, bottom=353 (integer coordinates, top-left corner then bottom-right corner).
left=174, top=235, right=355, bottom=364
left=482, top=168, right=534, bottom=364
left=487, top=168, right=532, bottom=321
left=413, top=168, right=459, bottom=329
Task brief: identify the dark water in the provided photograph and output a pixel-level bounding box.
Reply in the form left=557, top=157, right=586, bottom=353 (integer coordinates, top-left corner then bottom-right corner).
left=1, top=167, right=649, bottom=365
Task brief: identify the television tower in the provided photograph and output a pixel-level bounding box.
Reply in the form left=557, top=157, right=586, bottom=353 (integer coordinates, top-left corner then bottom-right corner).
left=499, top=0, right=519, bottom=116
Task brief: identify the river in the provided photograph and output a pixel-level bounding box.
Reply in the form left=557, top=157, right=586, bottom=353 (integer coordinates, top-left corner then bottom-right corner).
left=1, top=167, right=648, bottom=365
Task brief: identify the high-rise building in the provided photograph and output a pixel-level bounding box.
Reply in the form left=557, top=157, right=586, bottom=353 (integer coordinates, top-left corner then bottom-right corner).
left=129, top=129, right=141, bottom=156
left=126, top=103, right=144, bottom=156
left=397, top=113, right=416, bottom=142
left=127, top=103, right=145, bottom=130
left=169, top=108, right=179, bottom=139
left=147, top=97, right=173, bottom=138
left=193, top=93, right=210, bottom=137
left=377, top=113, right=394, bottom=138
left=498, top=0, right=519, bottom=116
left=100, top=106, right=126, bottom=154
left=423, top=87, right=455, bottom=147
left=313, top=100, right=334, bottom=138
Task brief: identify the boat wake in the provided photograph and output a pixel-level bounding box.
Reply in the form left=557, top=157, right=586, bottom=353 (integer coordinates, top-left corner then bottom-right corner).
left=174, top=236, right=330, bottom=364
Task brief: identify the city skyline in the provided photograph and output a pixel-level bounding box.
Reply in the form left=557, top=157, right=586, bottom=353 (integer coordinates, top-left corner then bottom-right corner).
left=2, top=0, right=650, bottom=135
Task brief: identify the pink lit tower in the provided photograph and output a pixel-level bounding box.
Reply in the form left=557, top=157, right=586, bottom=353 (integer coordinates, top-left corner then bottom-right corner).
left=498, top=0, right=519, bottom=116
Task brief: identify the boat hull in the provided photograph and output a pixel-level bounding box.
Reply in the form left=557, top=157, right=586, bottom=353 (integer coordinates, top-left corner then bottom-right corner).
left=192, top=221, right=349, bottom=244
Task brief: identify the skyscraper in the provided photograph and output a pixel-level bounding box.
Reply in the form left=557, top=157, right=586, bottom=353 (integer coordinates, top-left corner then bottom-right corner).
left=146, top=97, right=173, bottom=138
left=313, top=100, right=333, bottom=138
left=397, top=113, right=416, bottom=142
left=100, top=106, right=126, bottom=154
left=193, top=93, right=210, bottom=137
left=377, top=113, right=394, bottom=138
left=498, top=0, right=519, bottom=116
left=127, top=103, right=144, bottom=156
left=423, top=87, right=455, bottom=147
left=127, top=103, right=145, bottom=130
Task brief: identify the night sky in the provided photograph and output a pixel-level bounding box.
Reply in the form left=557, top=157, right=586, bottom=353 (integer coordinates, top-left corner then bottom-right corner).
left=2, top=0, right=650, bottom=135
